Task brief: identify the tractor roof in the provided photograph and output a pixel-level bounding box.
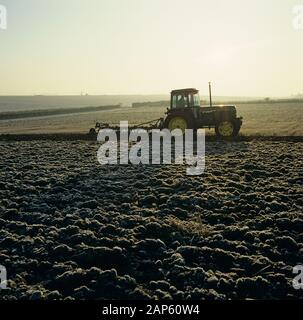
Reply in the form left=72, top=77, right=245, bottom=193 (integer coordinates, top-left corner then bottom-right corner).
left=171, top=88, right=199, bottom=95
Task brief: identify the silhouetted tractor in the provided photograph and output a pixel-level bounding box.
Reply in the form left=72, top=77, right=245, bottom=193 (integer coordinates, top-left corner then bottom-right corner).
left=163, top=87, right=242, bottom=138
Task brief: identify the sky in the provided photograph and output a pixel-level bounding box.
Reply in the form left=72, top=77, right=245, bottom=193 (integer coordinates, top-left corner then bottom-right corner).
left=0, top=0, right=302, bottom=96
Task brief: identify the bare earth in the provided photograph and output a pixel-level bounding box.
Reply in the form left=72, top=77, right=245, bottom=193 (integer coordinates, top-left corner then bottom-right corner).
left=0, top=139, right=302, bottom=300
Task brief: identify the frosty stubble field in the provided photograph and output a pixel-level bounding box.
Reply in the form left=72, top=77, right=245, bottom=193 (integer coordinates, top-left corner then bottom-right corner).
left=0, top=139, right=302, bottom=299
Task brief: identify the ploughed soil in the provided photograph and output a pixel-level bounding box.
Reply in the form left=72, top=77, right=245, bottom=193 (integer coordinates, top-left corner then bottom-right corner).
left=0, top=137, right=302, bottom=300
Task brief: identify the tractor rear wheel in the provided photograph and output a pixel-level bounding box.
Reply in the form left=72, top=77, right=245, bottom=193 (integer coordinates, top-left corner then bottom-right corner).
left=164, top=114, right=195, bottom=133
left=215, top=120, right=239, bottom=138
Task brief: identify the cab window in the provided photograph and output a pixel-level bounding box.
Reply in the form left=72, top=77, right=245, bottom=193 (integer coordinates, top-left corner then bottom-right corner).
left=193, top=93, right=200, bottom=107
left=172, top=94, right=187, bottom=108
left=172, top=95, right=177, bottom=109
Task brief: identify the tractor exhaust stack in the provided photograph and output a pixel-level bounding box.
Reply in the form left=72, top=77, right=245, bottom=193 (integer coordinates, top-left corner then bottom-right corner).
left=209, top=82, right=213, bottom=107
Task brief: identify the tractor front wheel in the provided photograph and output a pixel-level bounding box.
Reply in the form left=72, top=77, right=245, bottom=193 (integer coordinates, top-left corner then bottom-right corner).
left=215, top=120, right=239, bottom=138
left=164, top=114, right=195, bottom=133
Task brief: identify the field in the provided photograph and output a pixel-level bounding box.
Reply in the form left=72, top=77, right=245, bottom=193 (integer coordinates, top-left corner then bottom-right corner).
left=0, top=100, right=302, bottom=300
left=0, top=138, right=302, bottom=300
left=1, top=0, right=302, bottom=304
left=0, top=101, right=303, bottom=135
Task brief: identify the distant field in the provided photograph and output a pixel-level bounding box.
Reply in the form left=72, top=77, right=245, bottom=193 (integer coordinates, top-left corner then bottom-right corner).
left=0, top=101, right=302, bottom=135
left=0, top=105, right=120, bottom=120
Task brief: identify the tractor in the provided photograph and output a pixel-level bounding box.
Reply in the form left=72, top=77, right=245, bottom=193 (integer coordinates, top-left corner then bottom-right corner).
left=163, top=87, right=242, bottom=138
left=89, top=84, right=243, bottom=138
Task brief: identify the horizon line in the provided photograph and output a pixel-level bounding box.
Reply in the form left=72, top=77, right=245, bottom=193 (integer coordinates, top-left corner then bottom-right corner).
left=0, top=93, right=296, bottom=99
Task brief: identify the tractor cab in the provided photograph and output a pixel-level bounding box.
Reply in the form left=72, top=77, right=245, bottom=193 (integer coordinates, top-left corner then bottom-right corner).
left=170, top=88, right=201, bottom=110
